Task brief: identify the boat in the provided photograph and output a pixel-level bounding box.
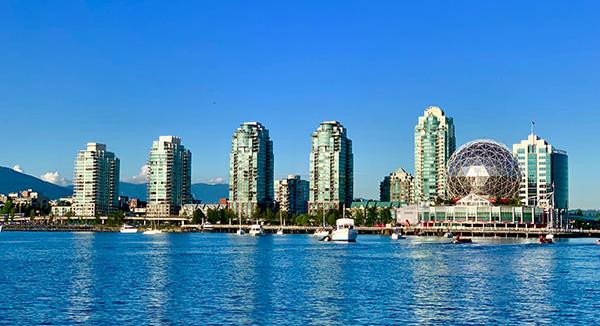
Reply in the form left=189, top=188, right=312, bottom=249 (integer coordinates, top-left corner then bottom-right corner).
left=330, top=218, right=358, bottom=242
left=443, top=232, right=453, bottom=238
left=119, top=224, right=138, bottom=233
left=202, top=222, right=214, bottom=232
left=275, top=210, right=285, bottom=235
left=249, top=224, right=265, bottom=236
left=596, top=239, right=600, bottom=245
left=313, top=227, right=330, bottom=239
left=391, top=228, right=405, bottom=240
left=0, top=225, right=3, bottom=232
left=539, top=235, right=553, bottom=244
left=143, top=220, right=162, bottom=235
left=143, top=229, right=163, bottom=235
left=453, top=235, right=472, bottom=244
left=236, top=228, right=246, bottom=236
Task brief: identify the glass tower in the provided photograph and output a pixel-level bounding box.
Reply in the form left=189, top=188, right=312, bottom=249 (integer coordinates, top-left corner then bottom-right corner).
left=512, top=134, right=569, bottom=210
left=414, top=106, right=456, bottom=204
left=308, top=121, right=353, bottom=213
left=229, top=122, right=274, bottom=217
left=73, top=143, right=120, bottom=217
left=146, top=136, right=192, bottom=217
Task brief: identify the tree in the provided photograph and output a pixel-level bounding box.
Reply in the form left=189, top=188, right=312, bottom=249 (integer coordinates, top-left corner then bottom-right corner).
left=294, top=214, right=310, bottom=226
left=325, top=209, right=341, bottom=227
left=366, top=207, right=378, bottom=227
left=353, top=209, right=366, bottom=226
left=192, top=209, right=205, bottom=225
left=378, top=209, right=393, bottom=225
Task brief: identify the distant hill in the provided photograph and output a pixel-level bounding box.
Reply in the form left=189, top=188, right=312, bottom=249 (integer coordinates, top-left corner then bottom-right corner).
left=0, top=166, right=72, bottom=199
left=119, top=182, right=228, bottom=204
left=0, top=167, right=228, bottom=203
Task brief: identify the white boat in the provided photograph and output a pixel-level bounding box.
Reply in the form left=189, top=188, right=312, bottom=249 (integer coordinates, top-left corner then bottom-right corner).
left=276, top=228, right=284, bottom=235
left=249, top=224, right=265, bottom=236
left=236, top=228, right=246, bottom=236
left=313, top=227, right=330, bottom=239
left=202, top=222, right=214, bottom=231
left=0, top=225, right=3, bottom=232
left=330, top=218, right=358, bottom=242
left=119, top=225, right=138, bottom=233
left=443, top=232, right=453, bottom=238
left=143, top=229, right=163, bottom=235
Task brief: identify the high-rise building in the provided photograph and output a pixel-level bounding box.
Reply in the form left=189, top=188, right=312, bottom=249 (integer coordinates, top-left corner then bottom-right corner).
left=73, top=143, right=120, bottom=217
left=229, top=122, right=274, bottom=217
left=308, top=121, right=353, bottom=213
left=379, top=176, right=391, bottom=202
left=146, top=136, right=192, bottom=217
left=414, top=106, right=455, bottom=204
left=512, top=134, right=569, bottom=210
left=275, top=175, right=309, bottom=215
left=389, top=168, right=414, bottom=205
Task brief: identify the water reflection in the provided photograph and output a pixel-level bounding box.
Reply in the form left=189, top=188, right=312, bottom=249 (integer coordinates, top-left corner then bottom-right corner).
left=67, top=232, right=95, bottom=323
left=144, top=234, right=170, bottom=325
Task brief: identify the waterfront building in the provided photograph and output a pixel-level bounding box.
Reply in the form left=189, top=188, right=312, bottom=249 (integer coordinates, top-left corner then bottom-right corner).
left=389, top=168, right=414, bottom=205
left=275, top=175, right=309, bottom=215
left=8, top=189, right=50, bottom=211
left=379, top=176, right=390, bottom=202
left=512, top=134, right=569, bottom=211
left=308, top=121, right=353, bottom=213
left=229, top=122, right=274, bottom=217
left=73, top=143, right=120, bottom=217
left=146, top=136, right=192, bottom=217
left=414, top=106, right=456, bottom=205
left=402, top=139, right=553, bottom=228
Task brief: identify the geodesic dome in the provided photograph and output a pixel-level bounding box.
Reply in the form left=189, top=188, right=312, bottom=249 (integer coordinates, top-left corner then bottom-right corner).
left=446, top=140, right=521, bottom=200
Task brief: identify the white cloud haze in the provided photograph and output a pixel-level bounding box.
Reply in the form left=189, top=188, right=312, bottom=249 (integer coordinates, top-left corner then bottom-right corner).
left=40, top=171, right=71, bottom=186
left=208, top=177, right=227, bottom=185
left=124, top=165, right=149, bottom=184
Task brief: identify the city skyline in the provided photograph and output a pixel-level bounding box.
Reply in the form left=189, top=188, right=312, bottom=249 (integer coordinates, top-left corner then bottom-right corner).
left=1, top=2, right=598, bottom=208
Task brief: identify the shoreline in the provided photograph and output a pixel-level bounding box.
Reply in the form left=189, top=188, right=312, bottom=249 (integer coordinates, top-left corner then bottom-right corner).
left=2, top=224, right=600, bottom=238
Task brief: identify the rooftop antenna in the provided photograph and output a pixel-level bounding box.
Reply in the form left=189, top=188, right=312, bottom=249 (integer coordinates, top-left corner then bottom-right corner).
left=530, top=120, right=535, bottom=137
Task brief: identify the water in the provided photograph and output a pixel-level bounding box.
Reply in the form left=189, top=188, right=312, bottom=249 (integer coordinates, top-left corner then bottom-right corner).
left=1, top=233, right=599, bottom=325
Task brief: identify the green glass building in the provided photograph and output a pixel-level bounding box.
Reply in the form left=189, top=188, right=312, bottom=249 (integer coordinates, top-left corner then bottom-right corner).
left=414, top=106, right=456, bottom=204
left=308, top=121, right=353, bottom=213
left=229, top=122, right=274, bottom=217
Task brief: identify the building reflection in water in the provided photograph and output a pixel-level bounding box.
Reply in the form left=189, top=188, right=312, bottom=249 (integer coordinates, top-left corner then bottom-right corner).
left=145, top=235, right=171, bottom=325
left=67, top=232, right=95, bottom=323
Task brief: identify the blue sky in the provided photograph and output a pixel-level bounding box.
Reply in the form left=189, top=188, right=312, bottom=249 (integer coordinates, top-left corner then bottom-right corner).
left=0, top=1, right=598, bottom=208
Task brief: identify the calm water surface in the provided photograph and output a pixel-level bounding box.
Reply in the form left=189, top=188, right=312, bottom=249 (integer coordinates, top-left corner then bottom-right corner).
left=1, top=232, right=599, bottom=325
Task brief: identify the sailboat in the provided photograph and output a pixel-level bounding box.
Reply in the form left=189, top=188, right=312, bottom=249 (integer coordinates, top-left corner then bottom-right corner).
left=313, top=202, right=330, bottom=239
left=276, top=210, right=284, bottom=235
left=143, top=219, right=162, bottom=235
left=235, top=216, right=245, bottom=235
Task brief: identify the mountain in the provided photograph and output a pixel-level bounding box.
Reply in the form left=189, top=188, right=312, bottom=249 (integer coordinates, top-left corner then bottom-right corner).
left=0, top=167, right=228, bottom=203
left=119, top=182, right=228, bottom=204
left=0, top=166, right=72, bottom=199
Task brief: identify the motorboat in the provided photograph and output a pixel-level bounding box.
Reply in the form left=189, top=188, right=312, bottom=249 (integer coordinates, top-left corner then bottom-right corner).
left=596, top=239, right=600, bottom=245
left=236, top=228, right=246, bottom=236
left=202, top=222, right=214, bottom=232
left=443, top=232, right=453, bottom=238
left=249, top=224, right=265, bottom=236
left=313, top=227, right=330, bottom=239
left=453, top=235, right=472, bottom=244
left=0, top=225, right=3, bottom=232
left=330, top=218, right=358, bottom=242
left=391, top=227, right=405, bottom=240
left=276, top=228, right=284, bottom=235
left=119, top=224, right=138, bottom=233
left=539, top=235, right=553, bottom=244
left=143, top=229, right=163, bottom=235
